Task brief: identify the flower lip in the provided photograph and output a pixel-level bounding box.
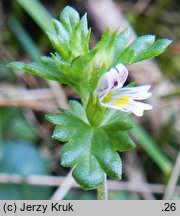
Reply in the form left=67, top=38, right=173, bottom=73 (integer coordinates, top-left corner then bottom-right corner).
left=95, top=63, right=153, bottom=117
left=95, top=63, right=129, bottom=100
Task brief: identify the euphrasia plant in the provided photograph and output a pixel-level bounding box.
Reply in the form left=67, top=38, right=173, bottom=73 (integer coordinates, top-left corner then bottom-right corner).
left=8, top=6, right=171, bottom=193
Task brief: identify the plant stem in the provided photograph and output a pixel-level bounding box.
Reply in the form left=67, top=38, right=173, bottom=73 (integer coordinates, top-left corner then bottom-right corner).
left=97, top=173, right=108, bottom=200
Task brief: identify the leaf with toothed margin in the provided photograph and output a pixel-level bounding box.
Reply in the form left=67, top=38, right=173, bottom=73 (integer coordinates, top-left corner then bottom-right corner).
left=107, top=131, right=135, bottom=152
left=113, top=28, right=131, bottom=63
left=100, top=110, right=134, bottom=131
left=7, top=56, right=71, bottom=84
left=46, top=100, right=122, bottom=190
left=100, top=111, right=135, bottom=152
left=117, top=35, right=172, bottom=65
left=48, top=6, right=91, bottom=62
left=132, top=39, right=172, bottom=62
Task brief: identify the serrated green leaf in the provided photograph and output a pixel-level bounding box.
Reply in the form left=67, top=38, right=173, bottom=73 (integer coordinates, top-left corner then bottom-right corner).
left=79, top=13, right=91, bottom=42
left=100, top=110, right=134, bottom=131
left=61, top=126, right=122, bottom=190
left=52, top=19, right=69, bottom=42
left=79, top=14, right=88, bottom=35
left=8, top=61, right=57, bottom=81
left=101, top=121, right=133, bottom=132
left=118, top=35, right=172, bottom=65
left=113, top=28, right=131, bottom=63
left=46, top=100, right=89, bottom=125
left=119, top=49, right=135, bottom=65
left=72, top=151, right=105, bottom=190
left=70, top=14, right=91, bottom=55
left=49, top=20, right=71, bottom=61
left=53, top=120, right=87, bottom=142
left=133, top=39, right=172, bottom=62
left=46, top=113, right=64, bottom=125
left=92, top=128, right=122, bottom=179
left=129, top=35, right=155, bottom=54
left=61, top=126, right=92, bottom=166
left=47, top=32, right=71, bottom=62
left=47, top=101, right=89, bottom=142
left=118, top=35, right=155, bottom=65
left=68, top=100, right=89, bottom=124
left=49, top=113, right=87, bottom=142
left=7, top=57, right=70, bottom=83
left=70, top=21, right=88, bottom=56
left=109, top=131, right=135, bottom=152
left=60, top=6, right=80, bottom=34
left=100, top=111, right=135, bottom=152
left=51, top=53, right=75, bottom=81
left=47, top=101, right=122, bottom=190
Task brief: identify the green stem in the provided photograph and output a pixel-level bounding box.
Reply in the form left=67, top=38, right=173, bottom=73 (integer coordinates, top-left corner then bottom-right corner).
left=97, top=174, right=108, bottom=200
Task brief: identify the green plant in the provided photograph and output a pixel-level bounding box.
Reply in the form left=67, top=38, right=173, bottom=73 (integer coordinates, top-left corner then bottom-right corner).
left=8, top=6, right=171, bottom=199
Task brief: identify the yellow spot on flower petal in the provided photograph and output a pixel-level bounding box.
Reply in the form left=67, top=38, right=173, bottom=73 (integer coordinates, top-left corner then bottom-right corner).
left=113, top=96, right=130, bottom=106
left=102, top=92, right=113, bottom=103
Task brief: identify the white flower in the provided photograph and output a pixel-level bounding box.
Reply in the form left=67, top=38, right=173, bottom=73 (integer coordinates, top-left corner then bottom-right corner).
left=95, top=63, right=153, bottom=117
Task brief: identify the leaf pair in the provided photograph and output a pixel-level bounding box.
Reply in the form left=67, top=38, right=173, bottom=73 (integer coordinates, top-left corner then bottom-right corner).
left=8, top=6, right=171, bottom=99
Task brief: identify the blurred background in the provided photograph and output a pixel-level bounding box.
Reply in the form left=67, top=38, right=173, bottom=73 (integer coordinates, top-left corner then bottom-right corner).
left=0, top=0, right=179, bottom=200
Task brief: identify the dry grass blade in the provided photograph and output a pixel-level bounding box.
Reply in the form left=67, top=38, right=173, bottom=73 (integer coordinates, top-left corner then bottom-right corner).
left=50, top=170, right=74, bottom=200
left=47, top=80, right=68, bottom=109
left=1, top=173, right=180, bottom=196
left=163, top=150, right=180, bottom=199
left=0, top=84, right=57, bottom=111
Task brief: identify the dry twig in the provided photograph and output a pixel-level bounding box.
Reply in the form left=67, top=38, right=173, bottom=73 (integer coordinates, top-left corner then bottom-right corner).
left=0, top=173, right=180, bottom=196
left=47, top=80, right=68, bottom=109
left=0, top=84, right=57, bottom=111
left=50, top=169, right=75, bottom=200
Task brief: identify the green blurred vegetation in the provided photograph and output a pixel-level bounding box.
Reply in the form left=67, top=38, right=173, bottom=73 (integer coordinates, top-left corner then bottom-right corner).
left=0, top=141, right=51, bottom=199
left=125, top=0, right=180, bottom=81
left=0, top=0, right=179, bottom=199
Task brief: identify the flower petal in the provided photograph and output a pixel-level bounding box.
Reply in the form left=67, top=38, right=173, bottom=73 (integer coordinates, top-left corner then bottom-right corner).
left=114, top=63, right=129, bottom=88
left=122, top=101, right=153, bottom=117
left=110, top=85, right=152, bottom=101
left=95, top=63, right=153, bottom=117
left=95, top=72, right=110, bottom=99
left=100, top=99, right=152, bottom=117
left=95, top=63, right=128, bottom=100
